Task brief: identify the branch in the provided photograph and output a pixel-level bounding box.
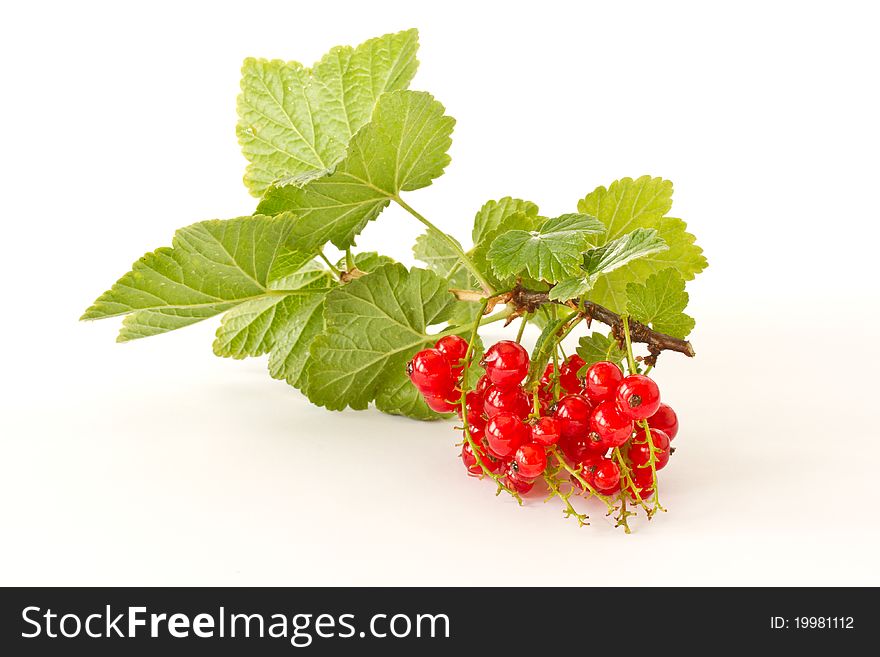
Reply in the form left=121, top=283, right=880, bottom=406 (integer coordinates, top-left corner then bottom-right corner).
left=508, top=285, right=695, bottom=362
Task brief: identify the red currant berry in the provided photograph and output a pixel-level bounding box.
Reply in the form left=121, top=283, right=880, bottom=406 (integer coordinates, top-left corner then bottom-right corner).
left=475, top=374, right=492, bottom=396
left=592, top=460, right=621, bottom=492
left=648, top=402, right=679, bottom=440
left=407, top=349, right=455, bottom=396
left=559, top=355, right=586, bottom=394
left=553, top=394, right=593, bottom=440
left=483, top=384, right=530, bottom=420
left=457, top=390, right=484, bottom=420
left=435, top=335, right=469, bottom=377
left=589, top=400, right=634, bottom=448
left=467, top=420, right=485, bottom=443
left=424, top=395, right=458, bottom=413
left=615, top=374, right=661, bottom=421
left=481, top=340, right=529, bottom=389
left=530, top=416, right=561, bottom=447
left=558, top=432, right=605, bottom=465
left=512, top=442, right=548, bottom=480
left=485, top=412, right=529, bottom=459
left=506, top=471, right=535, bottom=494
left=461, top=441, right=501, bottom=476
left=627, top=428, right=671, bottom=469
left=631, top=465, right=655, bottom=489
left=583, top=361, right=623, bottom=403
left=570, top=453, right=603, bottom=489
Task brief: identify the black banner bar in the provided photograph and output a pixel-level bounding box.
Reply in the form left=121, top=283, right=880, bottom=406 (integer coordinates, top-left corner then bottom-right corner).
left=0, top=587, right=873, bottom=654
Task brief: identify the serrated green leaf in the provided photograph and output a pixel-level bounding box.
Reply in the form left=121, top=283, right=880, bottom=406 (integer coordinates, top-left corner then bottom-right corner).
left=413, top=229, right=474, bottom=290
left=214, top=262, right=332, bottom=359
left=588, top=217, right=708, bottom=312
left=335, top=251, right=396, bottom=274
left=82, top=215, right=301, bottom=341
left=268, top=251, right=326, bottom=289
left=626, top=268, right=695, bottom=339
left=303, top=264, right=470, bottom=417
left=578, top=176, right=673, bottom=238
left=574, top=177, right=707, bottom=312
left=548, top=228, right=668, bottom=301
left=472, top=197, right=539, bottom=245
left=487, top=213, right=604, bottom=283
left=576, top=332, right=626, bottom=371
left=237, top=29, right=419, bottom=196
left=267, top=293, right=328, bottom=389
left=470, top=207, right=539, bottom=289
left=256, top=90, right=455, bottom=251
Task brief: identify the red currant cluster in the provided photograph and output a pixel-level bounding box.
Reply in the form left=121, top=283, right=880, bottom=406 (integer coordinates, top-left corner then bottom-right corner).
left=407, top=338, right=679, bottom=505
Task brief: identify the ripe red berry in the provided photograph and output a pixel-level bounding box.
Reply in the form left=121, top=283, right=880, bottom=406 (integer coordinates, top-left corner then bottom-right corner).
left=553, top=394, right=592, bottom=440
left=592, top=460, right=621, bottom=492
left=407, top=348, right=455, bottom=397
left=485, top=412, right=529, bottom=459
left=506, top=470, right=535, bottom=494
left=589, top=400, right=633, bottom=448
left=512, top=442, right=548, bottom=480
left=424, top=395, right=458, bottom=413
left=467, top=420, right=485, bottom=443
left=461, top=441, right=501, bottom=476
left=583, top=361, right=623, bottom=403
left=483, top=384, right=530, bottom=420
left=627, top=428, right=671, bottom=469
left=615, top=374, right=661, bottom=421
left=570, top=453, right=603, bottom=490
left=530, top=416, right=561, bottom=446
left=481, top=340, right=529, bottom=389
left=435, top=335, right=469, bottom=377
left=559, top=355, right=586, bottom=394
left=475, top=374, right=492, bottom=396
left=558, top=432, right=605, bottom=465
left=457, top=390, right=484, bottom=421
left=631, top=465, right=655, bottom=489
left=648, top=402, right=679, bottom=440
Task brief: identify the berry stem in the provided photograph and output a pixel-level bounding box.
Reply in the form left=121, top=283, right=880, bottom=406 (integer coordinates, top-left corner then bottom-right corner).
left=459, top=299, right=521, bottom=503
left=549, top=448, right=615, bottom=513
left=622, top=315, right=637, bottom=375
left=393, top=195, right=495, bottom=295
left=543, top=469, right=589, bottom=526
left=515, top=313, right=528, bottom=343
left=317, top=250, right=342, bottom=278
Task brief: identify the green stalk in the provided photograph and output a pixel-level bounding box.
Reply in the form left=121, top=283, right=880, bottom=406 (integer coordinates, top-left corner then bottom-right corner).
left=393, top=195, right=495, bottom=295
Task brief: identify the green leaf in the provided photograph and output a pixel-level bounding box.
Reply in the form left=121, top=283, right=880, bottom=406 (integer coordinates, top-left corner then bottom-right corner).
left=524, top=319, right=564, bottom=391
left=588, top=217, right=708, bottom=312
left=626, top=268, right=695, bottom=339
left=256, top=90, right=455, bottom=251
left=470, top=205, right=539, bottom=289
left=576, top=332, right=626, bottom=371
left=214, top=262, right=332, bottom=359
left=303, top=263, right=470, bottom=417
left=335, top=251, right=396, bottom=274
left=487, top=213, right=604, bottom=283
left=237, top=29, right=419, bottom=196
left=267, top=293, right=328, bottom=389
left=578, top=175, right=673, bottom=238
left=472, top=197, right=539, bottom=245
left=82, top=214, right=301, bottom=341
left=548, top=228, right=668, bottom=301
left=413, top=229, right=474, bottom=289
left=575, top=176, right=707, bottom=312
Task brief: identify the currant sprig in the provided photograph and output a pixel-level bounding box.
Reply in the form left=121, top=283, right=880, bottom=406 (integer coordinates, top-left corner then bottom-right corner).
left=82, top=28, right=705, bottom=533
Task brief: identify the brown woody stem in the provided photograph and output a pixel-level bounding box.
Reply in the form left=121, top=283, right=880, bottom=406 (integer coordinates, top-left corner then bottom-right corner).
left=504, top=284, right=695, bottom=364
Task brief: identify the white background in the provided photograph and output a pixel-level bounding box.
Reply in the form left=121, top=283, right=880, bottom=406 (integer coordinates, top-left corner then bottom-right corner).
left=2, top=1, right=878, bottom=586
